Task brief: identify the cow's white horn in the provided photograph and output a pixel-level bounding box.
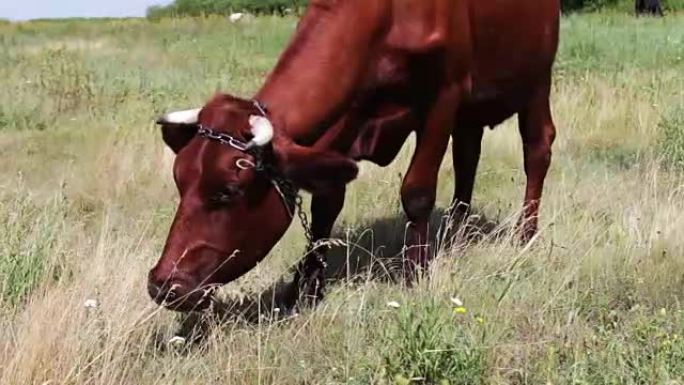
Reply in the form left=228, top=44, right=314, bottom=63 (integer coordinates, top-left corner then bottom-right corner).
left=248, top=115, right=274, bottom=147
left=157, top=108, right=201, bottom=125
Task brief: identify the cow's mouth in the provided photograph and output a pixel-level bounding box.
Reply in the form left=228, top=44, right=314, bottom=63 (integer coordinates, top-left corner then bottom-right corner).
left=148, top=281, right=220, bottom=312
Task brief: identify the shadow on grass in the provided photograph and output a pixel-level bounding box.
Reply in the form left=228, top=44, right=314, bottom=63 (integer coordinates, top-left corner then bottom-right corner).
left=170, top=206, right=507, bottom=345
left=324, top=206, right=506, bottom=283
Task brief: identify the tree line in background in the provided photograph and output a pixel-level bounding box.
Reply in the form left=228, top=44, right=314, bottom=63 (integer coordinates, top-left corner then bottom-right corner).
left=147, top=0, right=682, bottom=18
left=147, top=0, right=307, bottom=18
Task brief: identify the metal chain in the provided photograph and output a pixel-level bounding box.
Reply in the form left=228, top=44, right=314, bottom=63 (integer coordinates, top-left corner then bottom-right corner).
left=197, top=126, right=250, bottom=152
left=294, top=194, right=314, bottom=251
left=266, top=166, right=314, bottom=251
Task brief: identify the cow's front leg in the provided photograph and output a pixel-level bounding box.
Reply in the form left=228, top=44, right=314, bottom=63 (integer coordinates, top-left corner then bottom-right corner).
left=291, top=187, right=346, bottom=307
left=402, top=85, right=462, bottom=281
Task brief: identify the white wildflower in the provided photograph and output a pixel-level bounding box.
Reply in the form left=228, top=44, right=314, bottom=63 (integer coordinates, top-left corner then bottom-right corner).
left=168, top=336, right=186, bottom=346
left=84, top=299, right=99, bottom=309
left=450, top=297, right=463, bottom=307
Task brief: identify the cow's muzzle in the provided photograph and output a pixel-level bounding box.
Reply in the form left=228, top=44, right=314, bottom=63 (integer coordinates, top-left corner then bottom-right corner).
left=147, top=274, right=214, bottom=312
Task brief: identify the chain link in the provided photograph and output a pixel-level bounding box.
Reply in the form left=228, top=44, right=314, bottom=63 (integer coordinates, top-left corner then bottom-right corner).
left=264, top=165, right=314, bottom=251
left=197, top=126, right=250, bottom=152
left=294, top=194, right=314, bottom=250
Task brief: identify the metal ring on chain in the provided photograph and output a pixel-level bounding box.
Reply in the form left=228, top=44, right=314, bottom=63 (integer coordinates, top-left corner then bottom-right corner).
left=235, top=158, right=256, bottom=170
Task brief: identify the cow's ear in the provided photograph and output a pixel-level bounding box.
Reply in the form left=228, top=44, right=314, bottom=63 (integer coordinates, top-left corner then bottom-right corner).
left=160, top=123, right=199, bottom=154
left=275, top=144, right=358, bottom=194
left=156, top=108, right=201, bottom=154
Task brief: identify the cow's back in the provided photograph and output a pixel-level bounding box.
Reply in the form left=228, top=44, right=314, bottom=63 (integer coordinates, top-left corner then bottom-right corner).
left=331, top=0, right=561, bottom=163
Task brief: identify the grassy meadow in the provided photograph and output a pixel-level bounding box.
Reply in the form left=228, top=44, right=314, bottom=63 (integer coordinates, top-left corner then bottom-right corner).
left=1, top=12, right=684, bottom=384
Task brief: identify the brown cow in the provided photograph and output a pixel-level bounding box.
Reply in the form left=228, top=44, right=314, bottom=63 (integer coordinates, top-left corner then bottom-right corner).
left=149, top=0, right=560, bottom=312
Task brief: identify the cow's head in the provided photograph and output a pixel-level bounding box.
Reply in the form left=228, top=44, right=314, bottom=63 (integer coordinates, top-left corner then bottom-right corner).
left=148, top=94, right=358, bottom=311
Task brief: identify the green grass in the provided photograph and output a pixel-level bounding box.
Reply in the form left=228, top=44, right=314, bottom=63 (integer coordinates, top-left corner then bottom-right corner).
left=1, top=12, right=684, bottom=385
left=377, top=298, right=486, bottom=384
left=0, top=186, right=67, bottom=306
left=658, top=107, right=684, bottom=170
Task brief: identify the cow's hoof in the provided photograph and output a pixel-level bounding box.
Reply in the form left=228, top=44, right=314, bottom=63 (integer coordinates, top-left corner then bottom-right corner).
left=515, top=219, right=538, bottom=245
left=296, top=269, right=326, bottom=309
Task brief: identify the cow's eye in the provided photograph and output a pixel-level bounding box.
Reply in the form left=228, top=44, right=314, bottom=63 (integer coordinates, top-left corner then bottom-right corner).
left=208, top=184, right=243, bottom=207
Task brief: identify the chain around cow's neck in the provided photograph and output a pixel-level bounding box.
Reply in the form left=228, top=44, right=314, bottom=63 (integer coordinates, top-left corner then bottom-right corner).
left=194, top=100, right=314, bottom=250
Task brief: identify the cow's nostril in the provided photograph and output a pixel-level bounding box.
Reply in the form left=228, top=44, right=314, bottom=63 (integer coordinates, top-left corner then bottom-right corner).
left=165, top=289, right=177, bottom=301
left=147, top=281, right=164, bottom=303
left=147, top=279, right=182, bottom=304
left=147, top=272, right=209, bottom=311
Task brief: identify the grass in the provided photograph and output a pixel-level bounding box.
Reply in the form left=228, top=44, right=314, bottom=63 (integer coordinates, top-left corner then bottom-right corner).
left=1, top=11, right=684, bottom=384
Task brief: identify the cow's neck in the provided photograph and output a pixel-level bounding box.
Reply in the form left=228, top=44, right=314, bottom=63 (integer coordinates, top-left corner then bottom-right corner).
left=255, top=0, right=388, bottom=144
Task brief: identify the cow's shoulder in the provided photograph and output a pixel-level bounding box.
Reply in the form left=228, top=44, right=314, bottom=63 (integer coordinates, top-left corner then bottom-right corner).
left=387, top=0, right=465, bottom=52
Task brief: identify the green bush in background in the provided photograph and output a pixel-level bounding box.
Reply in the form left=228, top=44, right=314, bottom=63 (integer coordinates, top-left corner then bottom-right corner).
left=564, top=0, right=622, bottom=11
left=147, top=0, right=683, bottom=18
left=564, top=0, right=684, bottom=11
left=147, top=0, right=307, bottom=19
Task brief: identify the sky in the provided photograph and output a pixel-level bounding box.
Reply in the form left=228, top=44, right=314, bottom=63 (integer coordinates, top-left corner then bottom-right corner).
left=0, top=0, right=173, bottom=21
